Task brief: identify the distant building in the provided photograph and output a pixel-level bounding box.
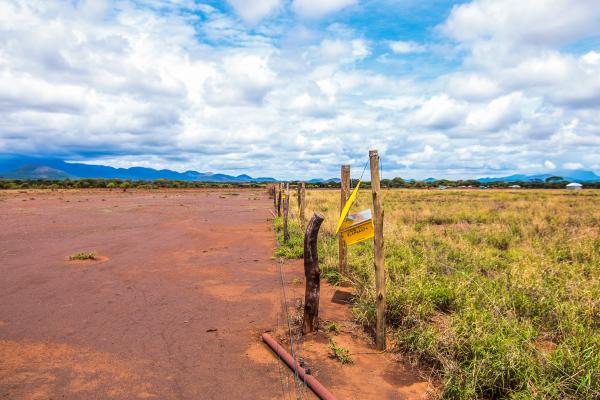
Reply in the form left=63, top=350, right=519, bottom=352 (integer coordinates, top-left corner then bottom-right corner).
left=566, top=182, right=583, bottom=190
left=509, top=185, right=521, bottom=189
left=438, top=185, right=447, bottom=190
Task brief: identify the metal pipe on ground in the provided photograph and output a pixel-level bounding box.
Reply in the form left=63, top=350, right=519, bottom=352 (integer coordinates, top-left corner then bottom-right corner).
left=261, top=333, right=336, bottom=400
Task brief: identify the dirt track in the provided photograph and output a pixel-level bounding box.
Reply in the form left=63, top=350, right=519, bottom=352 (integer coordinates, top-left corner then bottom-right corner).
left=0, top=189, right=429, bottom=400
left=0, top=189, right=289, bottom=399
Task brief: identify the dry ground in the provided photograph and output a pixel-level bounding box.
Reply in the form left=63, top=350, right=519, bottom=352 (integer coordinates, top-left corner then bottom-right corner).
left=0, top=189, right=428, bottom=400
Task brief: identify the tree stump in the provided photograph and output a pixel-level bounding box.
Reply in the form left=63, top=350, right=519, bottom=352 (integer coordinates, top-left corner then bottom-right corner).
left=302, top=212, right=325, bottom=334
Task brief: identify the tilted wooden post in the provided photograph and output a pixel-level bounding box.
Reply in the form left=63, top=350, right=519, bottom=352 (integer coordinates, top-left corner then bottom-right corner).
left=299, top=181, right=306, bottom=228
left=283, top=183, right=290, bottom=243
left=277, top=183, right=282, bottom=217
left=339, top=165, right=350, bottom=275
left=272, top=185, right=277, bottom=210
left=369, top=150, right=386, bottom=351
left=302, top=212, right=325, bottom=334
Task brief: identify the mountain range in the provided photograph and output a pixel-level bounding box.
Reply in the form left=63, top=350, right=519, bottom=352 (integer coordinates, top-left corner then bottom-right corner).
left=1, top=154, right=599, bottom=182
left=0, top=155, right=276, bottom=182
left=478, top=170, right=600, bottom=183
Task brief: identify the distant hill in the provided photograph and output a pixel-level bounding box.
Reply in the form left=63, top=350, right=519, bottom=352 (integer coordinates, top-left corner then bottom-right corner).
left=0, top=155, right=277, bottom=182
left=478, top=170, right=600, bottom=183
left=1, top=164, right=73, bottom=180
left=307, top=178, right=341, bottom=183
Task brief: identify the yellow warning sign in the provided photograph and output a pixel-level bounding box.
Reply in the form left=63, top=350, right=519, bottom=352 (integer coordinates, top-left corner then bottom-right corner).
left=335, top=181, right=362, bottom=234
left=281, top=193, right=286, bottom=200
left=341, top=220, right=374, bottom=245
left=340, top=209, right=374, bottom=245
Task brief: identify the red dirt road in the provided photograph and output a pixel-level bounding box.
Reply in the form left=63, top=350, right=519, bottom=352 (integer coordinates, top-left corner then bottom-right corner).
left=0, top=189, right=286, bottom=399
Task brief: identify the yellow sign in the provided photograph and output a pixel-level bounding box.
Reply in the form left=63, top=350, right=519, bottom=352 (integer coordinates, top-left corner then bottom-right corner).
left=340, top=209, right=374, bottom=245
left=341, top=219, right=374, bottom=245
left=335, top=181, right=362, bottom=234
left=281, top=193, right=286, bottom=200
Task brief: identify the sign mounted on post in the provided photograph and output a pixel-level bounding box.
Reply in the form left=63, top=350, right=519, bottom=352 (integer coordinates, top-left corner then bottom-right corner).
left=335, top=181, right=361, bottom=234
left=335, top=181, right=375, bottom=245
left=340, top=209, right=374, bottom=245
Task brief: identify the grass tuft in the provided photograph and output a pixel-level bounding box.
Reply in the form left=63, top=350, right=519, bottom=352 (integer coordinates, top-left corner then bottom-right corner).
left=69, top=251, right=96, bottom=261
left=329, top=338, right=353, bottom=364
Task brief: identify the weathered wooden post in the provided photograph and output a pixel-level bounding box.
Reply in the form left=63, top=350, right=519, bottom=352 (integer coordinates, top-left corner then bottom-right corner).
left=369, top=150, right=386, bottom=351
left=272, top=185, right=277, bottom=210
left=302, top=212, right=325, bottom=334
left=283, top=183, right=290, bottom=243
left=277, top=183, right=282, bottom=217
left=299, top=181, right=306, bottom=228
left=339, top=165, right=350, bottom=275
left=297, top=183, right=301, bottom=213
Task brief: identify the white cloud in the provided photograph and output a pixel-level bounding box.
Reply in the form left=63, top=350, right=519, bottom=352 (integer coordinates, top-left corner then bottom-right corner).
left=563, top=162, right=583, bottom=170
left=581, top=51, right=600, bottom=65
left=389, top=41, right=426, bottom=54
left=447, top=73, right=500, bottom=100
left=412, top=95, right=467, bottom=129
left=465, top=92, right=534, bottom=132
left=1, top=0, right=600, bottom=179
left=317, top=38, right=370, bottom=64
left=544, top=160, right=556, bottom=170
left=443, top=0, right=600, bottom=46
left=203, top=53, right=278, bottom=105
left=292, top=0, right=357, bottom=19
left=227, top=0, right=282, bottom=23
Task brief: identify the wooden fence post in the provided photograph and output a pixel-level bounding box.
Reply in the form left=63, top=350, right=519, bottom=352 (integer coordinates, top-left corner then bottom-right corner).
left=272, top=185, right=277, bottom=210
left=283, top=183, right=290, bottom=243
left=299, top=181, right=306, bottom=228
left=297, top=183, right=301, bottom=214
left=277, top=183, right=282, bottom=217
left=369, top=150, right=386, bottom=351
left=339, top=165, right=350, bottom=276
left=302, top=212, right=325, bottom=334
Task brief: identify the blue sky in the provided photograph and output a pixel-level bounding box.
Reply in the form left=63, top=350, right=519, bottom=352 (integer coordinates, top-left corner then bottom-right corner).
left=1, top=0, right=600, bottom=179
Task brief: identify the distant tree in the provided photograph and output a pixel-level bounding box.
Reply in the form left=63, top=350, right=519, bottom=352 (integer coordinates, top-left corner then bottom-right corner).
left=545, top=176, right=564, bottom=182
left=391, top=177, right=405, bottom=187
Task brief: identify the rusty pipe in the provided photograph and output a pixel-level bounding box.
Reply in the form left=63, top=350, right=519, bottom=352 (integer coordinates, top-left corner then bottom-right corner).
left=262, top=333, right=336, bottom=400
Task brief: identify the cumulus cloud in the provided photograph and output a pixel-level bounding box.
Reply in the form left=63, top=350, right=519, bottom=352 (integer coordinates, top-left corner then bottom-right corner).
left=389, top=41, right=426, bottom=54
left=227, top=0, right=282, bottom=23
left=563, top=162, right=583, bottom=170
left=465, top=92, right=536, bottom=132
left=443, top=0, right=600, bottom=46
left=1, top=0, right=600, bottom=179
left=412, top=95, right=467, bottom=129
left=292, top=0, right=357, bottom=19
left=544, top=160, right=556, bottom=170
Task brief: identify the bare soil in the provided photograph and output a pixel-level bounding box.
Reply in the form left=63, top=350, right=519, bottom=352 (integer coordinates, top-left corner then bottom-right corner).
left=0, top=189, right=429, bottom=399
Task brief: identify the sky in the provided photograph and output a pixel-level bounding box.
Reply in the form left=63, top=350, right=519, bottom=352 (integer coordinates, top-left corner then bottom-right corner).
left=1, top=0, right=600, bottom=180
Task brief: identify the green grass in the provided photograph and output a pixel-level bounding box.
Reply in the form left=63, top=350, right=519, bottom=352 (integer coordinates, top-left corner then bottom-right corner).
left=69, top=251, right=97, bottom=260
left=328, top=338, right=353, bottom=364
left=327, top=321, right=339, bottom=333
left=274, top=189, right=600, bottom=399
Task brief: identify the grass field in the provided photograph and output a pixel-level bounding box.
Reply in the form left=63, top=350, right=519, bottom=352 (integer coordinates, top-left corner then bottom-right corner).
left=274, top=189, right=599, bottom=399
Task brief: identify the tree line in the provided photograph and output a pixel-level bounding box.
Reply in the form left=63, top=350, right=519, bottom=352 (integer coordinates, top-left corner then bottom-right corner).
left=1, top=177, right=599, bottom=190
left=0, top=178, right=263, bottom=190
